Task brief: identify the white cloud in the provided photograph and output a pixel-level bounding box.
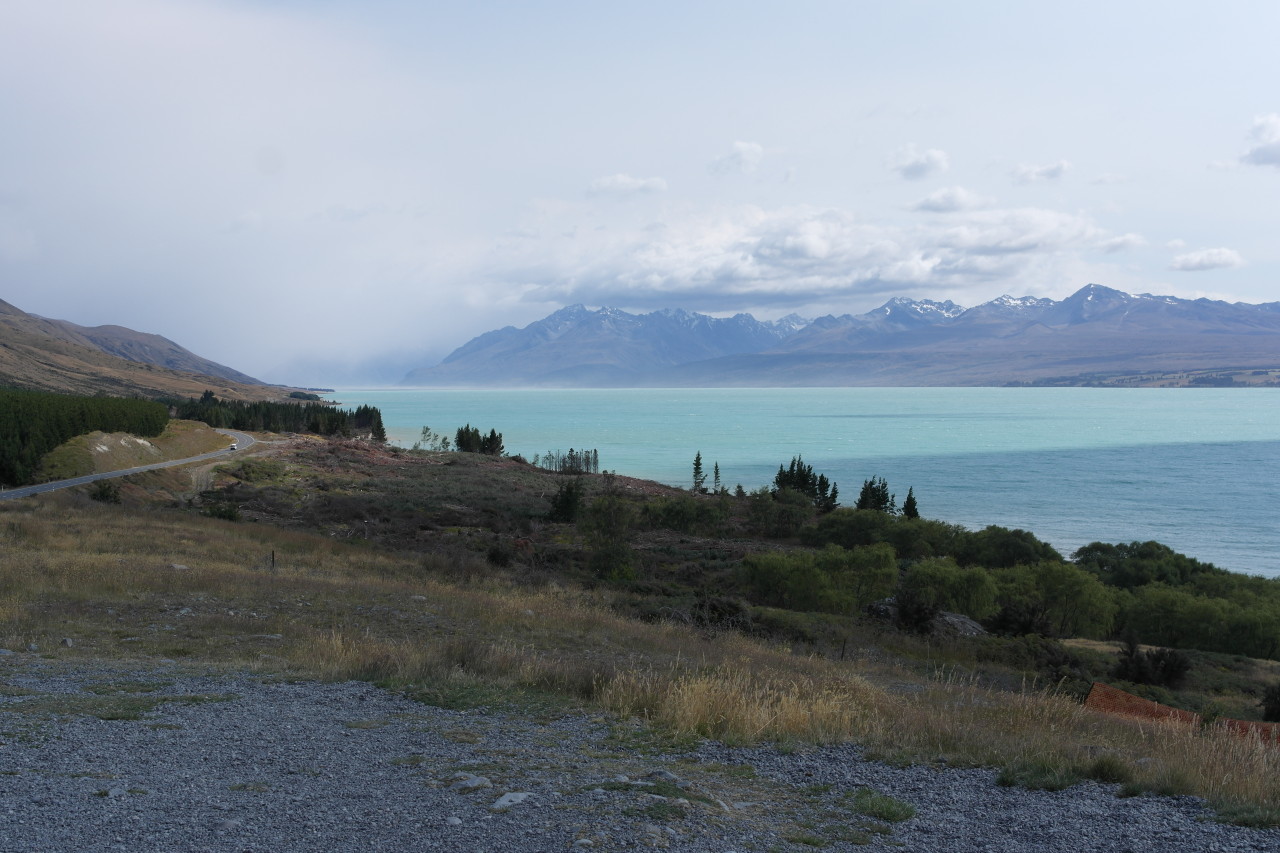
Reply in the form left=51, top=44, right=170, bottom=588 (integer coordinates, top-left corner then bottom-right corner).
left=892, top=144, right=949, bottom=180
left=587, top=173, right=668, bottom=196
left=1169, top=248, right=1245, bottom=271
left=1241, top=114, right=1280, bottom=167
left=912, top=186, right=993, bottom=213
left=1011, top=160, right=1070, bottom=183
left=1090, top=173, right=1127, bottom=185
left=1166, top=239, right=1186, bottom=250
left=500, top=201, right=1126, bottom=312
left=1098, top=233, right=1145, bottom=253
left=709, top=141, right=764, bottom=175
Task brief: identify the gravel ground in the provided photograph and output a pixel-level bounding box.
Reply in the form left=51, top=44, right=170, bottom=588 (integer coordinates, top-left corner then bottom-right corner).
left=1, top=656, right=1277, bottom=852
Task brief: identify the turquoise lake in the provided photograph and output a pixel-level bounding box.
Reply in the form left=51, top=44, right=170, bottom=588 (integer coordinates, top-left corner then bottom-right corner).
left=329, top=387, right=1280, bottom=579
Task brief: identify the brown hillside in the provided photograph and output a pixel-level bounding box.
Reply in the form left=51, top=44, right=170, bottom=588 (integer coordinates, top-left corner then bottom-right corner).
left=0, top=298, right=305, bottom=402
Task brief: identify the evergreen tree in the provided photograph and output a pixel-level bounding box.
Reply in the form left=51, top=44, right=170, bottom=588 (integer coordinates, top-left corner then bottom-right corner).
left=771, top=455, right=840, bottom=512
left=713, top=462, right=722, bottom=493
left=692, top=451, right=706, bottom=493
left=902, top=487, right=919, bottom=519
left=855, top=476, right=896, bottom=514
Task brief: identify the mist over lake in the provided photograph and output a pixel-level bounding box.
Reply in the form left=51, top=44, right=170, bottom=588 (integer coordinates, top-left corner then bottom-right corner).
left=331, top=387, right=1280, bottom=579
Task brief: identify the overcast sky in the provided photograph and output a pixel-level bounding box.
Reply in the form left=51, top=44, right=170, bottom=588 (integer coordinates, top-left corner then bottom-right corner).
left=2, top=1, right=1278, bottom=385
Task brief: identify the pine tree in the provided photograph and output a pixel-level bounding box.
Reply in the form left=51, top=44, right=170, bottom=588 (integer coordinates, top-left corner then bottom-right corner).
left=713, top=462, right=722, bottom=493
left=855, top=476, right=896, bottom=514
left=692, top=452, right=706, bottom=493
left=902, top=487, right=919, bottom=519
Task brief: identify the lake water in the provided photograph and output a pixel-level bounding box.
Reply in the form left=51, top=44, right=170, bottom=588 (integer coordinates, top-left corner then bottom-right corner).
left=329, top=387, right=1280, bottom=579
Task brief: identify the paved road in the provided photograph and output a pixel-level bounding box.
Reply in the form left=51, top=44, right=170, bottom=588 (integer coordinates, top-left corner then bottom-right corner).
left=0, top=429, right=255, bottom=501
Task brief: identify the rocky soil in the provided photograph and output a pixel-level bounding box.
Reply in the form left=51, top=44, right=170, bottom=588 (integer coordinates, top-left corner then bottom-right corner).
left=1, top=656, right=1277, bottom=852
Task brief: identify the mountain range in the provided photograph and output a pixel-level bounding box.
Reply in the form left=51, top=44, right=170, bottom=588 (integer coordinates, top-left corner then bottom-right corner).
left=401, top=285, right=1280, bottom=387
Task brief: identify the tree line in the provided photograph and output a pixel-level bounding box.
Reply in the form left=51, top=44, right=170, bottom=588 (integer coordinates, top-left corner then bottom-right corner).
left=0, top=388, right=169, bottom=487
left=170, top=392, right=386, bottom=441
left=536, top=448, right=600, bottom=474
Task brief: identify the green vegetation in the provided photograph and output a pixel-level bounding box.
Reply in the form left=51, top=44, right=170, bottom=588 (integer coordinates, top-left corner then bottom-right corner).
left=773, top=455, right=839, bottom=512
left=453, top=424, right=503, bottom=455
left=0, top=388, right=168, bottom=486
left=171, top=391, right=385, bottom=441
left=741, top=544, right=896, bottom=615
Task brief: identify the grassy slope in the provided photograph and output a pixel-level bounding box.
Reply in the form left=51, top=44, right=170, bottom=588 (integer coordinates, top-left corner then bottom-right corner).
left=36, top=420, right=231, bottom=482
left=1, top=437, right=1277, bottom=824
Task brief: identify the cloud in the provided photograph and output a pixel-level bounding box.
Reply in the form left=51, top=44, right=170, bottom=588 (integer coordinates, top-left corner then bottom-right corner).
left=1011, top=160, right=1070, bottom=183
left=1169, top=248, right=1245, bottom=271
left=709, top=141, right=764, bottom=175
left=1241, top=113, right=1280, bottom=168
left=498, top=201, right=1124, bottom=313
left=1090, top=173, right=1127, bottom=185
left=587, top=173, right=668, bottom=197
left=892, top=144, right=949, bottom=180
left=912, top=186, right=993, bottom=213
left=1098, top=233, right=1145, bottom=253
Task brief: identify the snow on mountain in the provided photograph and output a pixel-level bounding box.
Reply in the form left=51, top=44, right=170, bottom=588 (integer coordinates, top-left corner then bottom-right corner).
left=403, top=285, right=1280, bottom=387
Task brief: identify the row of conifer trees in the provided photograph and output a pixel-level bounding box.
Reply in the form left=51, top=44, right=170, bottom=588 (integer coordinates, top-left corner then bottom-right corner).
left=0, top=388, right=169, bottom=487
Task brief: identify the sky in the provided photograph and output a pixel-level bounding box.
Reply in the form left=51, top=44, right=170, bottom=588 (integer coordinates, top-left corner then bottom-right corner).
left=2, top=1, right=1278, bottom=386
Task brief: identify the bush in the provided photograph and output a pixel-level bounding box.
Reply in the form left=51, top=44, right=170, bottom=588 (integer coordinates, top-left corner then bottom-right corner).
left=955, top=525, right=1062, bottom=568
left=746, top=487, right=813, bottom=538
left=88, top=480, right=121, bottom=504
left=895, top=558, right=998, bottom=631
left=1113, top=635, right=1192, bottom=688
left=202, top=502, right=241, bottom=522
left=547, top=479, right=583, bottom=523
left=1084, top=754, right=1135, bottom=785
left=1262, top=683, right=1280, bottom=723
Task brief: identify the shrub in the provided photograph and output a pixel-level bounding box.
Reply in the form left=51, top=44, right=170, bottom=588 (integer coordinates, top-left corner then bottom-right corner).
left=88, top=480, right=121, bottom=504
left=1084, top=754, right=1135, bottom=784
left=1262, top=683, right=1280, bottom=723
left=547, top=479, right=583, bottom=523
left=203, top=502, right=241, bottom=522
left=1113, top=635, right=1192, bottom=689
left=895, top=558, right=998, bottom=631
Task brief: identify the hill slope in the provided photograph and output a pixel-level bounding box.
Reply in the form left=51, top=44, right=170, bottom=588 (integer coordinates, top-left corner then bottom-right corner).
left=0, top=298, right=298, bottom=401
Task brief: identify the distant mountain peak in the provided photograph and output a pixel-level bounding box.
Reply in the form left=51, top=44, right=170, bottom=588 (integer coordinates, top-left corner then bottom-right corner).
left=876, top=296, right=965, bottom=319
left=985, top=294, right=1052, bottom=309
left=402, top=287, right=1280, bottom=387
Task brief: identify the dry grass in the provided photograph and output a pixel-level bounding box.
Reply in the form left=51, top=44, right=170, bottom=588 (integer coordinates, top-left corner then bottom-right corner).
left=2, top=492, right=1278, bottom=823
left=38, top=420, right=230, bottom=482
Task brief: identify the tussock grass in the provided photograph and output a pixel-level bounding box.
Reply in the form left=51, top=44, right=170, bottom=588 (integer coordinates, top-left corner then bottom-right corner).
left=2, top=493, right=1279, bottom=823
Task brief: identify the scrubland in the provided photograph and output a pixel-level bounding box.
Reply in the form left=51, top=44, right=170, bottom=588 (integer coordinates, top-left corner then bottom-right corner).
left=2, top=436, right=1278, bottom=826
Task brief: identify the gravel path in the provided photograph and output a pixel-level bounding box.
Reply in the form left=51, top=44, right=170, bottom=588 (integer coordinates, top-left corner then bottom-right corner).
left=1, top=656, right=1276, bottom=852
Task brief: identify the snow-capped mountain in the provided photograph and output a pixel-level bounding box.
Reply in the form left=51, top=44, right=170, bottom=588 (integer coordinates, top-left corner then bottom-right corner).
left=401, top=286, right=1280, bottom=387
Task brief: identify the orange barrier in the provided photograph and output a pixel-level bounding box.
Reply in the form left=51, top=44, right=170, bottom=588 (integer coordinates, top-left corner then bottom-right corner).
left=1219, top=717, right=1280, bottom=743
left=1083, top=682, right=1280, bottom=744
